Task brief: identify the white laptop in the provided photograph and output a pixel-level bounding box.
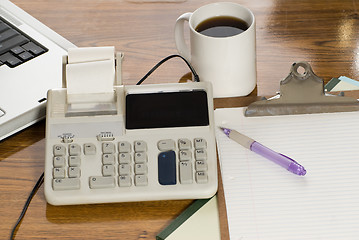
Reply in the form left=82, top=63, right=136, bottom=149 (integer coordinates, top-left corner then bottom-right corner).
left=0, top=0, right=76, bottom=141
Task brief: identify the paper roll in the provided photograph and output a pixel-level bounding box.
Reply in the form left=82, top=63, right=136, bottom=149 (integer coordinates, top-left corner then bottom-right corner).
left=66, top=47, right=115, bottom=103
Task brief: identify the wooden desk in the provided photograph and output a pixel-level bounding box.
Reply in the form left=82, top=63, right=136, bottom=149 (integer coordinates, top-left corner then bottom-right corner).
left=1, top=0, right=359, bottom=239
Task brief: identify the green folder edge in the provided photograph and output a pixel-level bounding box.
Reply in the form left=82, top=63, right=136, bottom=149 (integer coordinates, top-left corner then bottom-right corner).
left=156, top=196, right=213, bottom=240
left=325, top=76, right=359, bottom=92
left=325, top=78, right=341, bottom=92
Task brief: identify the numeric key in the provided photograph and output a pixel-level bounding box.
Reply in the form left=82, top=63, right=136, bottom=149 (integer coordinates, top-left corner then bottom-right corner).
left=102, top=142, right=115, bottom=154
left=89, top=176, right=115, bottom=189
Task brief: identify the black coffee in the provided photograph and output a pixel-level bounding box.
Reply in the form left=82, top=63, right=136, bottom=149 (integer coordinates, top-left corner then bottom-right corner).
left=195, top=16, right=249, bottom=38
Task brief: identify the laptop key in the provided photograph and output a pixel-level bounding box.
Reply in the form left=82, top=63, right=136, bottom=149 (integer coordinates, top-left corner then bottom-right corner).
left=10, top=46, right=25, bottom=54
left=22, top=42, right=46, bottom=56
left=18, top=51, right=33, bottom=61
left=0, top=52, right=23, bottom=67
left=0, top=29, right=19, bottom=42
left=0, top=35, right=29, bottom=55
left=6, top=56, right=22, bottom=67
left=0, top=22, right=10, bottom=33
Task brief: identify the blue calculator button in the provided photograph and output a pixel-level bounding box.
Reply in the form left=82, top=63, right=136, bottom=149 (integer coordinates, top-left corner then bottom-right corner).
left=158, top=151, right=177, bottom=185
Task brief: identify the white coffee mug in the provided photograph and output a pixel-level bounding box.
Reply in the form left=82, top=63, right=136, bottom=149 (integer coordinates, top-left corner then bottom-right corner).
left=175, top=2, right=256, bottom=98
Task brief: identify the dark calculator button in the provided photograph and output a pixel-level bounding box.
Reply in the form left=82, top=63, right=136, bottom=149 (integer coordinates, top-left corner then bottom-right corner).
left=18, top=51, right=33, bottom=61
left=158, top=151, right=177, bottom=185
left=0, top=35, right=29, bottom=55
left=0, top=29, right=18, bottom=42
left=22, top=42, right=46, bottom=56
left=11, top=46, right=25, bottom=55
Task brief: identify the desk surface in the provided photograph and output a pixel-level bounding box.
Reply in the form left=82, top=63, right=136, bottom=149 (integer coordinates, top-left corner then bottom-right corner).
left=1, top=0, right=359, bottom=239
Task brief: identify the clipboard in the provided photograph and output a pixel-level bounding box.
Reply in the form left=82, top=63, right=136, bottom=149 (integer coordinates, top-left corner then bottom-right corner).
left=245, top=62, right=359, bottom=116
left=214, top=62, right=359, bottom=239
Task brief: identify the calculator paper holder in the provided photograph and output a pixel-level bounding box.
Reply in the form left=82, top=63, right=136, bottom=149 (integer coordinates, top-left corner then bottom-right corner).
left=63, top=47, right=124, bottom=117
left=245, top=61, right=359, bottom=116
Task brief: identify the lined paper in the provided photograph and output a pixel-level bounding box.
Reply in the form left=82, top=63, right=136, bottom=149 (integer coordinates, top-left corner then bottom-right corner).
left=215, top=107, right=359, bottom=240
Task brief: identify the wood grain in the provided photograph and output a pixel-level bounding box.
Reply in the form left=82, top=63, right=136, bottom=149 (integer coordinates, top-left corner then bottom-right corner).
left=1, top=0, right=359, bottom=239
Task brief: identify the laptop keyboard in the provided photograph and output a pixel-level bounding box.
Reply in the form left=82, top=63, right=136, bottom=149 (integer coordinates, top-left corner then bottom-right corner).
left=0, top=16, right=48, bottom=68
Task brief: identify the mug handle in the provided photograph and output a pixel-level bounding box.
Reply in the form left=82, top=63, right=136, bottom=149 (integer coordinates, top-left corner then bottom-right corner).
left=174, top=12, right=192, bottom=61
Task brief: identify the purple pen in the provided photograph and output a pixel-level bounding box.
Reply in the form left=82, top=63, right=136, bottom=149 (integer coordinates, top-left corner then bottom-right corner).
left=220, top=127, right=306, bottom=176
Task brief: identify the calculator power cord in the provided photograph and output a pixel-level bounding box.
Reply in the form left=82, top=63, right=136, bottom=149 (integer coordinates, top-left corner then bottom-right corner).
left=10, top=172, right=44, bottom=240
left=136, top=54, right=200, bottom=85
left=9, top=53, right=198, bottom=240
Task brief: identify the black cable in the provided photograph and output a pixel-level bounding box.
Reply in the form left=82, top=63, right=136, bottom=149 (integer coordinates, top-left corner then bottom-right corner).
left=136, top=54, right=200, bottom=85
left=10, top=172, right=44, bottom=240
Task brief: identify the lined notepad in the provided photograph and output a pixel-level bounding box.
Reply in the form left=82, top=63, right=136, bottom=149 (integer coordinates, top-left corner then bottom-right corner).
left=215, top=107, right=359, bottom=240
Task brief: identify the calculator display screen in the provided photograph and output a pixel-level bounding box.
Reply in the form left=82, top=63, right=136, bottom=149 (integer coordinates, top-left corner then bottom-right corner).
left=125, top=90, right=209, bottom=129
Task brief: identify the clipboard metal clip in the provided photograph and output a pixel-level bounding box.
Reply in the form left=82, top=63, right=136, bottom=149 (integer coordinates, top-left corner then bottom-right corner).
left=245, top=61, right=359, bottom=117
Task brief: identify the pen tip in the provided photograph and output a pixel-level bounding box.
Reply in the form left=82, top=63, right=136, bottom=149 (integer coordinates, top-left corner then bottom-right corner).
left=219, top=127, right=231, bottom=137
left=288, top=162, right=307, bottom=176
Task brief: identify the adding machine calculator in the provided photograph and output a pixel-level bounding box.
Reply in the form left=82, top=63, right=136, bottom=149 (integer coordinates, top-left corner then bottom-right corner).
left=43, top=48, right=217, bottom=205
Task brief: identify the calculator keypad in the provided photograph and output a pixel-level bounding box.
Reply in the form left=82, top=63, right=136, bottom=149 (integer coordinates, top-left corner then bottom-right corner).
left=117, top=141, right=148, bottom=187
left=157, top=138, right=208, bottom=185
left=178, top=138, right=208, bottom=184
left=51, top=144, right=81, bottom=191
left=51, top=137, right=208, bottom=191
